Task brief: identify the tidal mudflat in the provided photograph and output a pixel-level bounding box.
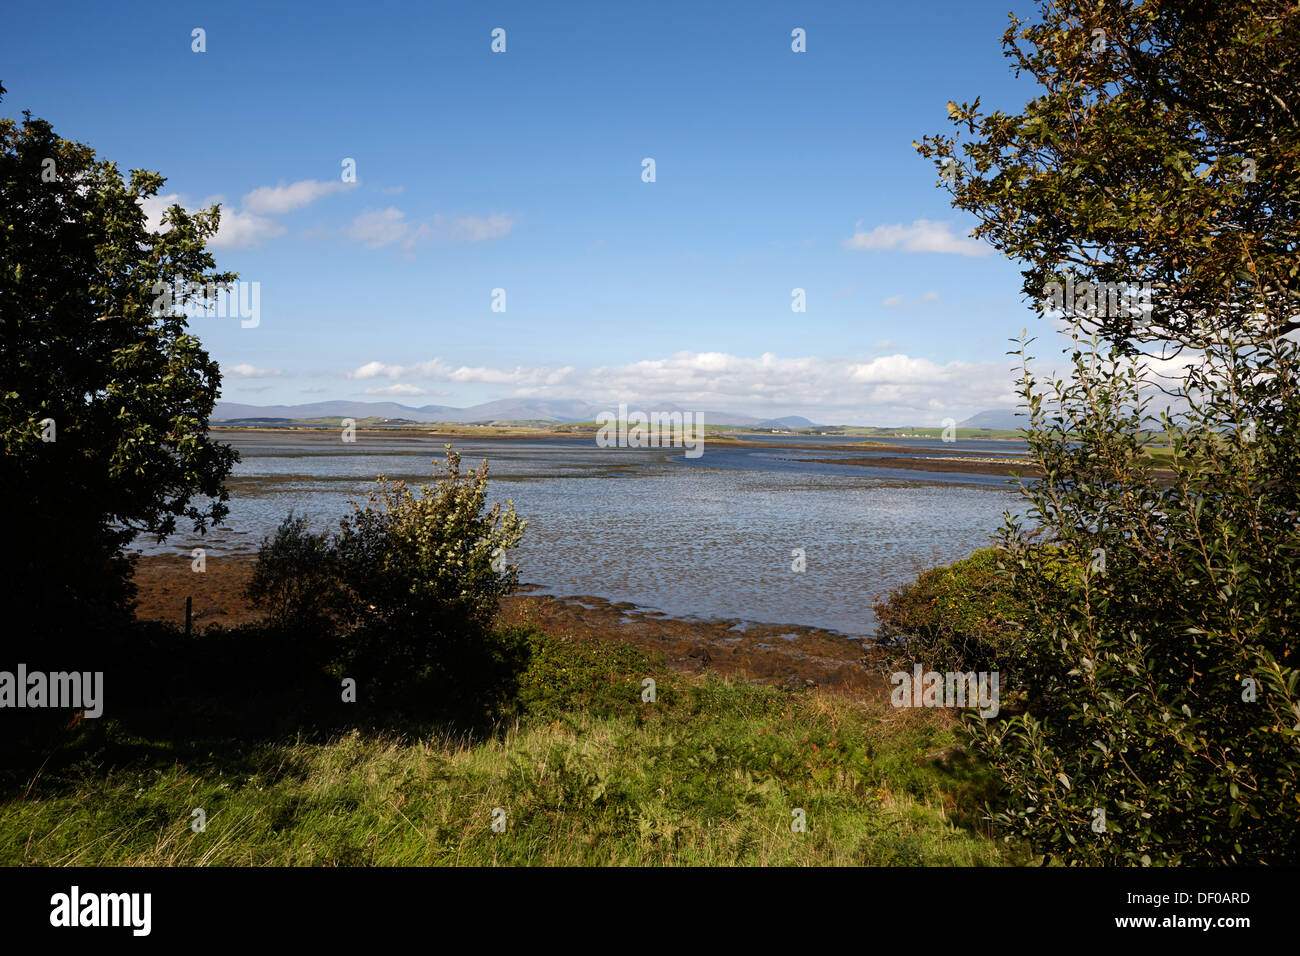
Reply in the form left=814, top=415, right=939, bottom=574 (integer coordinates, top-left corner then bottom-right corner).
left=135, top=429, right=1022, bottom=637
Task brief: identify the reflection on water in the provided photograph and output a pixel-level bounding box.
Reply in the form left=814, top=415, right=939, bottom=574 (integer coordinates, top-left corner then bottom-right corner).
left=136, top=431, right=1023, bottom=636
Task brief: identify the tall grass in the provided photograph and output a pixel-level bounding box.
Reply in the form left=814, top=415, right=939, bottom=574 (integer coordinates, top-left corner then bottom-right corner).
left=0, top=632, right=1018, bottom=866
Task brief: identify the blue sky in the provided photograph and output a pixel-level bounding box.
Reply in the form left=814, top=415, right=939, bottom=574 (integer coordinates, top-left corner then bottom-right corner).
left=2, top=0, right=1050, bottom=425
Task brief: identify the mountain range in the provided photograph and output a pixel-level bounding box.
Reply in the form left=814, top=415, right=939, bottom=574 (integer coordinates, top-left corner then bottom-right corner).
left=212, top=398, right=1019, bottom=430
left=211, top=398, right=822, bottom=428
left=957, top=409, right=1025, bottom=431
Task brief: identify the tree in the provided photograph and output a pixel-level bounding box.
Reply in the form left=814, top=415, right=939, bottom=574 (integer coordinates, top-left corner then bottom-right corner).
left=915, top=5, right=1300, bottom=863
left=0, top=83, right=238, bottom=639
left=915, top=0, right=1299, bottom=355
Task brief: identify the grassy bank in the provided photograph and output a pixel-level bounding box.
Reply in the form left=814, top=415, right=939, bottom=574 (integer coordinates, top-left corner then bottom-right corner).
left=0, top=629, right=1016, bottom=866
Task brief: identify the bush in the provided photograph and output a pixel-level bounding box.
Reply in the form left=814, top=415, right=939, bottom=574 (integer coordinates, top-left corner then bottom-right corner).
left=334, top=445, right=525, bottom=637
left=914, top=0, right=1300, bottom=865
left=872, top=548, right=1024, bottom=677
left=245, top=446, right=529, bottom=726
left=971, top=330, right=1300, bottom=865
left=246, top=512, right=341, bottom=634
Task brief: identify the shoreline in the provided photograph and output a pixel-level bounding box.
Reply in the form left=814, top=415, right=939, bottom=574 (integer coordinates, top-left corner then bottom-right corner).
left=208, top=424, right=1018, bottom=457
left=208, top=424, right=1041, bottom=479
left=131, top=554, right=888, bottom=696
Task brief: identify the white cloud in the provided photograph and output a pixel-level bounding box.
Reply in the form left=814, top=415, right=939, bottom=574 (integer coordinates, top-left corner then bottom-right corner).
left=348, top=208, right=430, bottom=250
left=847, top=354, right=959, bottom=384
left=226, top=364, right=285, bottom=378
left=449, top=215, right=515, bottom=242
left=344, top=350, right=1017, bottom=424
left=347, top=210, right=515, bottom=251
left=844, top=219, right=989, bottom=257
left=348, top=357, right=573, bottom=387
left=210, top=209, right=286, bottom=248
left=241, top=179, right=355, bottom=215
left=140, top=177, right=354, bottom=250
left=363, top=383, right=428, bottom=396
left=139, top=194, right=184, bottom=233
left=348, top=360, right=404, bottom=380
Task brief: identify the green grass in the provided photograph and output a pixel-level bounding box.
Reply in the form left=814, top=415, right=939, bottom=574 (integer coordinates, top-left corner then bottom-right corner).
left=0, top=630, right=1019, bottom=866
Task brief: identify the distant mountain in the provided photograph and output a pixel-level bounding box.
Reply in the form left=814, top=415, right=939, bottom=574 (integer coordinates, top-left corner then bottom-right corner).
left=958, top=409, right=1024, bottom=431
left=754, top=415, right=816, bottom=429
left=604, top=402, right=769, bottom=427
left=212, top=400, right=457, bottom=423
left=211, top=398, right=776, bottom=427
left=457, top=398, right=601, bottom=423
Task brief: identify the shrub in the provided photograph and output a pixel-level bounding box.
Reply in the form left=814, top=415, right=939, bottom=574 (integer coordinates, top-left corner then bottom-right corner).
left=872, top=548, right=1024, bottom=677
left=334, top=445, right=525, bottom=636
left=970, top=331, right=1300, bottom=865
left=329, top=446, right=528, bottom=722
left=915, top=0, right=1300, bottom=864
left=245, top=511, right=341, bottom=634
left=242, top=446, right=530, bottom=726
